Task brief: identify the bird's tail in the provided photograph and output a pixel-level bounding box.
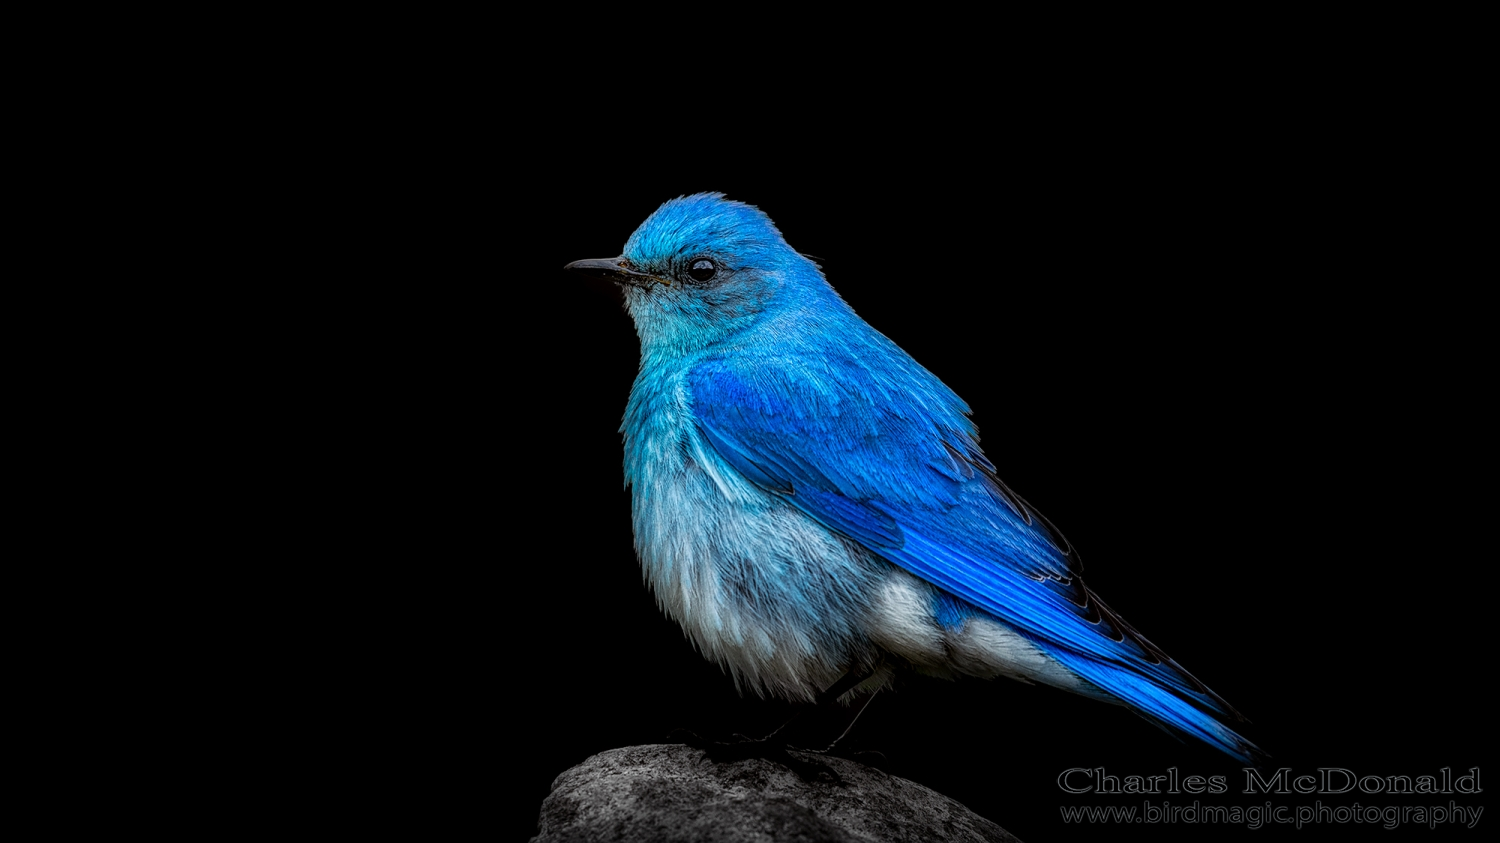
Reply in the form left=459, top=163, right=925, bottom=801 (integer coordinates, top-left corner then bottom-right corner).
left=1044, top=588, right=1267, bottom=767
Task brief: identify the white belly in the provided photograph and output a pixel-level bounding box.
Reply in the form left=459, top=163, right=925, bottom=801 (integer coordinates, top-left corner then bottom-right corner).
left=622, top=371, right=1105, bottom=705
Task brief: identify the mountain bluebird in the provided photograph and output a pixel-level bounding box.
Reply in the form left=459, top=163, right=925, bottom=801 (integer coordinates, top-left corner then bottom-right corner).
left=567, top=193, right=1261, bottom=764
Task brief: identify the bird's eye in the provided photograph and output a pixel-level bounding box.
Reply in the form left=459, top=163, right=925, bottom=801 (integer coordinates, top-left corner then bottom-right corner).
left=686, top=259, right=717, bottom=283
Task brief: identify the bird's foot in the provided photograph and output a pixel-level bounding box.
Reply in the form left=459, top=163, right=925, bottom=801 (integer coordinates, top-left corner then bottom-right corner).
left=829, top=747, right=888, bottom=771
left=668, top=729, right=842, bottom=783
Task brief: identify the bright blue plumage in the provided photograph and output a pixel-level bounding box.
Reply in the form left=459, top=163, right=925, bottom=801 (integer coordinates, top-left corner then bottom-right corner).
left=569, top=193, right=1261, bottom=764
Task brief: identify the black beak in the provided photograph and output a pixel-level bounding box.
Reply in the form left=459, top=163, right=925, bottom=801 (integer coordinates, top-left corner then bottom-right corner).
left=564, top=257, right=669, bottom=288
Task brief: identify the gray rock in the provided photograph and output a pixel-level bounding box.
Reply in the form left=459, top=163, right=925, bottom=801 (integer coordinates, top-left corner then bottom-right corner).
left=532, top=743, right=1019, bottom=843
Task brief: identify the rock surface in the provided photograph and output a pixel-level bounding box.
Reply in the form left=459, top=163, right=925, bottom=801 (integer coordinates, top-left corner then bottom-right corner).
left=531, top=743, right=1019, bottom=843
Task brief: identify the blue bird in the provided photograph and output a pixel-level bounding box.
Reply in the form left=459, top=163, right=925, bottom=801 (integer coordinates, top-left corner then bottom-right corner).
left=567, top=193, right=1261, bottom=765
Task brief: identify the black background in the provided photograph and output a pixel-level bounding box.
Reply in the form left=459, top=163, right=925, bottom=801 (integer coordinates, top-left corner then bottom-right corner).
left=491, top=114, right=1487, bottom=841
left=240, top=77, right=1488, bottom=839
left=91, top=30, right=1486, bottom=842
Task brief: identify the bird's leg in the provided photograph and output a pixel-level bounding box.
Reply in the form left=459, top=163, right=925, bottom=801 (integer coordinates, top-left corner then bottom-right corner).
left=773, top=682, right=888, bottom=771
left=763, top=668, right=876, bottom=750
left=678, top=669, right=880, bottom=782
left=815, top=686, right=883, bottom=756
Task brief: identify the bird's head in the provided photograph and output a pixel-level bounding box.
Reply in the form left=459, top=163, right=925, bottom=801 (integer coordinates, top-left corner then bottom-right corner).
left=567, top=193, right=831, bottom=354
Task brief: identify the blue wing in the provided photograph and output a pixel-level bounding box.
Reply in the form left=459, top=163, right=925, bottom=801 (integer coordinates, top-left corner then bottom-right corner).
left=688, top=346, right=1260, bottom=762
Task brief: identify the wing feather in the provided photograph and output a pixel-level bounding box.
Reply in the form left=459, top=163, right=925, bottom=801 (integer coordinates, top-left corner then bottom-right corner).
left=689, top=351, right=1260, bottom=761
